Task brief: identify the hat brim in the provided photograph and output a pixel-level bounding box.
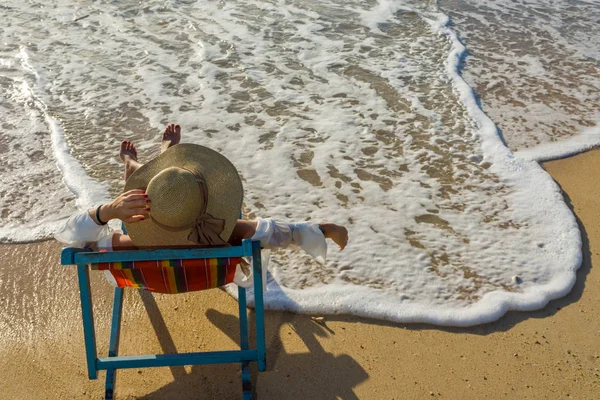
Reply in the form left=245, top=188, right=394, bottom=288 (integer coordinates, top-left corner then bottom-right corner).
left=123, top=144, right=243, bottom=248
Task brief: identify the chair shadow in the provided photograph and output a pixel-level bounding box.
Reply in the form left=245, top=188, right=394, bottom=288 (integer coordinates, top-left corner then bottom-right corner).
left=137, top=291, right=368, bottom=399
left=136, top=290, right=253, bottom=399
left=137, top=290, right=187, bottom=379
left=208, top=309, right=369, bottom=400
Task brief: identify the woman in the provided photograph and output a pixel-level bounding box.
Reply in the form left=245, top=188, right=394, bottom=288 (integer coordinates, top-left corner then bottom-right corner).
left=56, top=124, right=348, bottom=260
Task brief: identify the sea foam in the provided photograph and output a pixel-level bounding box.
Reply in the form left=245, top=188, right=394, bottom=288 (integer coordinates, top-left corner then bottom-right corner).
left=437, top=0, right=600, bottom=155
left=0, top=0, right=586, bottom=326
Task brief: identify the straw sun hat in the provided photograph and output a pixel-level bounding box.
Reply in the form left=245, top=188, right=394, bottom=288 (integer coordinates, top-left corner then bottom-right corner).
left=123, top=144, right=243, bottom=248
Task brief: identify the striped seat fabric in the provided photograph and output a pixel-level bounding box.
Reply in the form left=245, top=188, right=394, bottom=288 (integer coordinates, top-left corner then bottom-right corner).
left=91, top=257, right=241, bottom=294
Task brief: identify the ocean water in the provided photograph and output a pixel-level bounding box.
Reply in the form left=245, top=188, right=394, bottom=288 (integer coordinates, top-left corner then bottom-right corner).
left=0, top=0, right=597, bottom=326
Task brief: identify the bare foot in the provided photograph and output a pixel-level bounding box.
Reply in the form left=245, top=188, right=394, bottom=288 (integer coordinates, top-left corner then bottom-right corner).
left=319, top=223, right=349, bottom=250
left=161, top=123, right=181, bottom=153
left=119, top=140, right=142, bottom=180
left=119, top=140, right=137, bottom=163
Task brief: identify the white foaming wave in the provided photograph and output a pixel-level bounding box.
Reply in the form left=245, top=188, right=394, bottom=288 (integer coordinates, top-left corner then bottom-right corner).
left=412, top=8, right=581, bottom=324
left=461, top=0, right=600, bottom=61
left=197, top=0, right=581, bottom=326
left=18, top=48, right=110, bottom=210
left=358, top=0, right=414, bottom=34
left=1, top=0, right=584, bottom=325
left=437, top=0, right=600, bottom=155
left=163, top=1, right=578, bottom=325
left=515, top=124, right=600, bottom=162
left=0, top=48, right=110, bottom=242
left=45, top=115, right=111, bottom=210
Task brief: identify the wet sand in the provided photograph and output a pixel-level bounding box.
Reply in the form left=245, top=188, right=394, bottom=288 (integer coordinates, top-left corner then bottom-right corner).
left=1, top=150, right=599, bottom=399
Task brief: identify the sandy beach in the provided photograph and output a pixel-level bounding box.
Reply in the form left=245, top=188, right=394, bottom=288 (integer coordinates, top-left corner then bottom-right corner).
left=1, top=150, right=599, bottom=399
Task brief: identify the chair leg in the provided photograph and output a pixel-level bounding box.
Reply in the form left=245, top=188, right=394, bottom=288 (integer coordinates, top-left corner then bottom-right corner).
left=251, top=242, right=267, bottom=372
left=238, top=287, right=249, bottom=351
left=241, top=360, right=252, bottom=399
left=77, top=264, right=98, bottom=380
left=238, top=286, right=253, bottom=398
left=105, top=287, right=124, bottom=400
left=104, top=382, right=115, bottom=400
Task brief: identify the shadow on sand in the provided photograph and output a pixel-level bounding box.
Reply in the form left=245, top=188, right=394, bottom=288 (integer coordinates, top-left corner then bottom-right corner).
left=136, top=290, right=367, bottom=400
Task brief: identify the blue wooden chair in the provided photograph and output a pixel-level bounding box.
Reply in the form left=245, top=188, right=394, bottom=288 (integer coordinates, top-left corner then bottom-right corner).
left=60, top=238, right=266, bottom=400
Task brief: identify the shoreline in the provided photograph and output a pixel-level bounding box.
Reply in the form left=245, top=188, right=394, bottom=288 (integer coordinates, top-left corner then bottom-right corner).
left=1, top=150, right=599, bottom=399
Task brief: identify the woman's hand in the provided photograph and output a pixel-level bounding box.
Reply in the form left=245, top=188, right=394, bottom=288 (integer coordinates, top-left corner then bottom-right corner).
left=98, top=189, right=150, bottom=223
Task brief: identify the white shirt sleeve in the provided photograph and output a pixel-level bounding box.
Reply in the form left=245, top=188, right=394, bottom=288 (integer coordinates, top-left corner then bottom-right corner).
left=54, top=211, right=120, bottom=250
left=54, top=210, right=121, bottom=286
left=252, top=217, right=327, bottom=261
left=232, top=217, right=327, bottom=289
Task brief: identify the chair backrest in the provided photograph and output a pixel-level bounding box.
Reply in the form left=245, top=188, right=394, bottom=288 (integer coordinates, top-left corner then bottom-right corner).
left=61, top=240, right=257, bottom=295
left=92, top=257, right=242, bottom=294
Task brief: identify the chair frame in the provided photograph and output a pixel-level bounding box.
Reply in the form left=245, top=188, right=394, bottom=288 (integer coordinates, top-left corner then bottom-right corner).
left=61, top=238, right=266, bottom=400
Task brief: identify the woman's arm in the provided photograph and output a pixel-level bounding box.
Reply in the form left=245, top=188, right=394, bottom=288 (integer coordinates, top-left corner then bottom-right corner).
left=111, top=232, right=137, bottom=250
left=55, top=189, right=150, bottom=249
left=92, top=189, right=150, bottom=250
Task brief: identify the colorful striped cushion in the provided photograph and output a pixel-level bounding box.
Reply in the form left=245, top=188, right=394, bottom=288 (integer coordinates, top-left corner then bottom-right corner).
left=91, top=258, right=241, bottom=294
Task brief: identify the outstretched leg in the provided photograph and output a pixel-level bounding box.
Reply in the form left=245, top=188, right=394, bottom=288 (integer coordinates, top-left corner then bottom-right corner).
left=228, top=219, right=349, bottom=250
left=120, top=141, right=141, bottom=181
left=161, top=123, right=181, bottom=153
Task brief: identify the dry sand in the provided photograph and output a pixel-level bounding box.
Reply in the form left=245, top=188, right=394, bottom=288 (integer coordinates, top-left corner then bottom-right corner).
left=1, top=151, right=599, bottom=399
